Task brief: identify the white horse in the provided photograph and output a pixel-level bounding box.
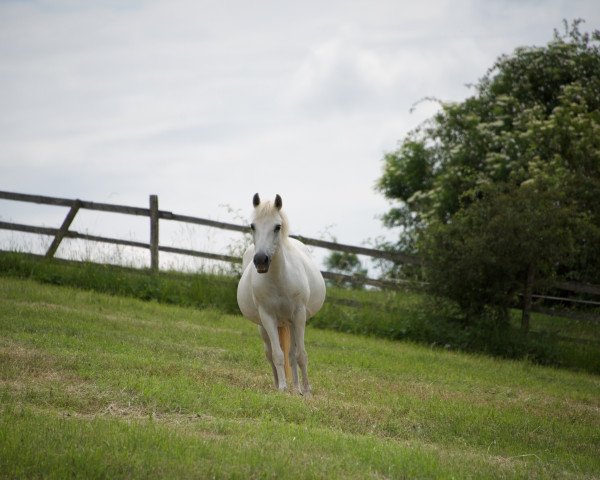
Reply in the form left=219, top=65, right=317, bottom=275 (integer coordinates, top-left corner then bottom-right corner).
left=237, top=193, right=326, bottom=394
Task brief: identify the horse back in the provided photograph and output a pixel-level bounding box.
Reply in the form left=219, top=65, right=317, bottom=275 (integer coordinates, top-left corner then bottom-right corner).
left=288, top=238, right=326, bottom=318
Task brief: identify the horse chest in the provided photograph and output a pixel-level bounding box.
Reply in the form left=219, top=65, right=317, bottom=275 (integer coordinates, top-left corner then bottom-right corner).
left=253, top=276, right=308, bottom=320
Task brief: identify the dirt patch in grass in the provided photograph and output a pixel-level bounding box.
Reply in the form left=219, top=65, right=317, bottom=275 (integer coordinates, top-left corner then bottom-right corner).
left=0, top=341, right=62, bottom=377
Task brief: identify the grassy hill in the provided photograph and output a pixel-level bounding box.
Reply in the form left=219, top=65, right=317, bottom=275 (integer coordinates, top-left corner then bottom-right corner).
left=1, top=276, right=599, bottom=478
left=1, top=251, right=599, bottom=375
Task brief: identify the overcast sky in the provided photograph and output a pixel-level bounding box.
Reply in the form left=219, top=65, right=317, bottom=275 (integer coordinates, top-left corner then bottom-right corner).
left=1, top=1, right=599, bottom=269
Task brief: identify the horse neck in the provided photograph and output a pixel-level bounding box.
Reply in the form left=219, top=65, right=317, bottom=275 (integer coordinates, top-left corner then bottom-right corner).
left=268, top=237, right=291, bottom=276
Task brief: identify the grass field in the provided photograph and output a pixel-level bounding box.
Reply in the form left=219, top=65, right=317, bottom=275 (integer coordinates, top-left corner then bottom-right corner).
left=1, top=276, right=599, bottom=479
left=1, top=251, right=599, bottom=375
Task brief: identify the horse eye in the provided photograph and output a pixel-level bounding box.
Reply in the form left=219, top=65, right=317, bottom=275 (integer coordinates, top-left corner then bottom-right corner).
left=274, top=224, right=281, bottom=232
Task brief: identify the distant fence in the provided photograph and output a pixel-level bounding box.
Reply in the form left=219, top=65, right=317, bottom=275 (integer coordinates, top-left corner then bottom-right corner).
left=1, top=190, right=599, bottom=322
left=0, top=190, right=421, bottom=290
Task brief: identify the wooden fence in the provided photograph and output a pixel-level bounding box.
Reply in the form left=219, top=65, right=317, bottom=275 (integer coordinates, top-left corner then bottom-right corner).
left=0, top=190, right=421, bottom=290
left=1, top=190, right=599, bottom=322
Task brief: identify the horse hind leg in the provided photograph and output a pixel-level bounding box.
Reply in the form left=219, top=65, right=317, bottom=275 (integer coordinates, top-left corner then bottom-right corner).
left=288, top=332, right=300, bottom=392
left=259, top=326, right=278, bottom=388
left=290, top=337, right=302, bottom=393
left=278, top=325, right=293, bottom=382
left=292, top=309, right=311, bottom=396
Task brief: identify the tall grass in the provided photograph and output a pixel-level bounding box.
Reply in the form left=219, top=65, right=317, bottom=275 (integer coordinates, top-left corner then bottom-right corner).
left=0, top=251, right=239, bottom=313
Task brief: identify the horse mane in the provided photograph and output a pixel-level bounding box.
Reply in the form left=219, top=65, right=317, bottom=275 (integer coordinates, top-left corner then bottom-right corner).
left=253, top=200, right=290, bottom=238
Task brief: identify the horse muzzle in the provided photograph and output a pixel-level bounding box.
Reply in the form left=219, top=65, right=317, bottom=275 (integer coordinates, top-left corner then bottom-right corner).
left=253, top=252, right=270, bottom=274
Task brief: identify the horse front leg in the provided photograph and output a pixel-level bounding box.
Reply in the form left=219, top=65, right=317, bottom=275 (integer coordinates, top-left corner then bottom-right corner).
left=259, top=326, right=278, bottom=388
left=259, top=308, right=287, bottom=391
left=292, top=307, right=311, bottom=396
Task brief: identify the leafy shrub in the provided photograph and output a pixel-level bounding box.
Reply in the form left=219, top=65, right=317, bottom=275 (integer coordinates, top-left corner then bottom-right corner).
left=419, top=183, right=579, bottom=324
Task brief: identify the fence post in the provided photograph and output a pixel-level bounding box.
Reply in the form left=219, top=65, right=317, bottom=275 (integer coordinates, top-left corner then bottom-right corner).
left=150, top=195, right=159, bottom=272
left=521, top=263, right=535, bottom=333
left=46, top=200, right=81, bottom=258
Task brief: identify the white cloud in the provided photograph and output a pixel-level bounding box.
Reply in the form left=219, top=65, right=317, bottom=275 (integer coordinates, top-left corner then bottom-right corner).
left=1, top=0, right=599, bottom=270
left=286, top=33, right=402, bottom=112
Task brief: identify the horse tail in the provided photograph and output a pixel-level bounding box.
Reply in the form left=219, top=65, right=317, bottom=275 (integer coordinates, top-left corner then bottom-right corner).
left=277, top=325, right=292, bottom=383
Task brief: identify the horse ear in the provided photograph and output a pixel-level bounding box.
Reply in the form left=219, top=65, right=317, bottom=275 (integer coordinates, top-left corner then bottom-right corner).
left=253, top=193, right=260, bottom=207
left=274, top=194, right=282, bottom=210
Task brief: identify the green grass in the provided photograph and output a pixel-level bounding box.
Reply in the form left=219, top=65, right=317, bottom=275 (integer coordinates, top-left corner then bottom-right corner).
left=317, top=290, right=600, bottom=374
left=1, top=251, right=599, bottom=374
left=1, top=276, right=599, bottom=478
left=0, top=251, right=240, bottom=312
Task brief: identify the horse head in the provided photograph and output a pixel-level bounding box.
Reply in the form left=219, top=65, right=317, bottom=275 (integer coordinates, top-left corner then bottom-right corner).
left=250, top=193, right=287, bottom=273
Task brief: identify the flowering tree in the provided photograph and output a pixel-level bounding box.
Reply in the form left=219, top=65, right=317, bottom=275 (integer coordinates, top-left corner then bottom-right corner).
left=377, top=20, right=600, bottom=323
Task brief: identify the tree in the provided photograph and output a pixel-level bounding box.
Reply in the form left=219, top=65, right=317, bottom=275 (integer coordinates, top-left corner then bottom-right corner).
left=324, top=251, right=367, bottom=288
left=420, top=183, right=579, bottom=328
left=377, top=20, right=600, bottom=298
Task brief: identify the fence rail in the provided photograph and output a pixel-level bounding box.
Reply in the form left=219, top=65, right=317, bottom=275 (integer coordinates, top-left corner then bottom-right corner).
left=1, top=190, right=598, bottom=322
left=0, top=190, right=422, bottom=289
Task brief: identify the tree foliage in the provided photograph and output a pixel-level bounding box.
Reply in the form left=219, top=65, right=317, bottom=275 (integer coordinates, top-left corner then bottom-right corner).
left=421, top=183, right=579, bottom=320
left=377, top=20, right=600, bottom=300
left=377, top=20, right=600, bottom=325
left=324, top=251, right=367, bottom=288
